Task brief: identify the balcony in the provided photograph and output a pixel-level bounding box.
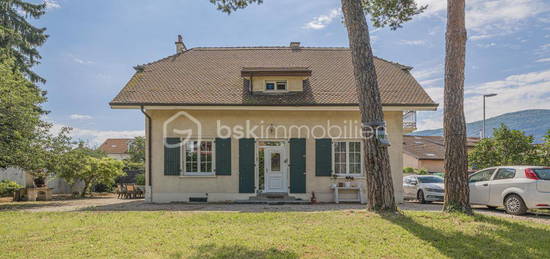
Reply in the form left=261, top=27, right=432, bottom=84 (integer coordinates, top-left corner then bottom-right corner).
left=403, top=111, right=417, bottom=132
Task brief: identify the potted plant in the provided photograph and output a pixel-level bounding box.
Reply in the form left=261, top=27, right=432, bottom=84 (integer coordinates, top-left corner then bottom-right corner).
left=344, top=176, right=355, bottom=188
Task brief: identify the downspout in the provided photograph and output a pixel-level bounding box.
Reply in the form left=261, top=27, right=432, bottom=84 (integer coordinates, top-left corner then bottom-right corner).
left=140, top=106, right=153, bottom=202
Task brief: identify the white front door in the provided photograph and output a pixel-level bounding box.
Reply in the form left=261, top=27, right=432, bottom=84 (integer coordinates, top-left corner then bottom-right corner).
left=264, top=146, right=288, bottom=193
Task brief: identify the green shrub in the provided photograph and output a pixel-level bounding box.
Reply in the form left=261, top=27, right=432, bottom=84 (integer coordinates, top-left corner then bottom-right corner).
left=415, top=168, right=429, bottom=175
left=403, top=167, right=415, bottom=173
left=0, top=180, right=23, bottom=197
left=136, top=173, right=145, bottom=185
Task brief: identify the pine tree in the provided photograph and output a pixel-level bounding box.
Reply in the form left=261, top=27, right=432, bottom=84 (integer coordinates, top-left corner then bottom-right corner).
left=209, top=0, right=425, bottom=212
left=0, top=0, right=48, bottom=83
left=442, top=0, right=471, bottom=214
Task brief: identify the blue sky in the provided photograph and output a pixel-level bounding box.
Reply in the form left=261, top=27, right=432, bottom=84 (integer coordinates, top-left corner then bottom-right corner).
left=31, top=0, right=550, bottom=146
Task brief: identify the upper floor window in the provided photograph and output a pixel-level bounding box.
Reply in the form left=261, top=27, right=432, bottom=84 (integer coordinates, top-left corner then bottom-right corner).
left=265, top=80, right=287, bottom=91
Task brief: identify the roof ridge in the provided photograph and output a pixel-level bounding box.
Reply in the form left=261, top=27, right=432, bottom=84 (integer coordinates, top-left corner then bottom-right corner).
left=190, top=46, right=350, bottom=50
left=137, top=47, right=414, bottom=71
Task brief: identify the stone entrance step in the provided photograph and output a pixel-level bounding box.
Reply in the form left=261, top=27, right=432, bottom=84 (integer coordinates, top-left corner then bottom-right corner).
left=234, top=192, right=310, bottom=205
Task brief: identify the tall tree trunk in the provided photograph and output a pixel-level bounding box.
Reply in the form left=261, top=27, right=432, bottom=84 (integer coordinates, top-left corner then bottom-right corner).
left=341, top=0, right=396, bottom=212
left=443, top=0, right=472, bottom=214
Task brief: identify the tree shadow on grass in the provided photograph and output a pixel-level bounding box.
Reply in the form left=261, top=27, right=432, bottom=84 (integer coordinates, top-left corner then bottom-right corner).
left=383, top=212, right=550, bottom=258
left=170, top=244, right=298, bottom=259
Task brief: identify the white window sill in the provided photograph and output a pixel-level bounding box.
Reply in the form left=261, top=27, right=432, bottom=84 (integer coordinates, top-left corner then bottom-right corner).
left=180, top=174, right=216, bottom=178
left=332, top=175, right=365, bottom=179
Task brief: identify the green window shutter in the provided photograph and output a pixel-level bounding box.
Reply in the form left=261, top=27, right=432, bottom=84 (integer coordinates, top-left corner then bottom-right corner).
left=164, top=138, right=181, bottom=176
left=215, top=138, right=232, bottom=175
left=239, top=138, right=255, bottom=193
left=315, top=138, right=332, bottom=176
left=290, top=138, right=306, bottom=193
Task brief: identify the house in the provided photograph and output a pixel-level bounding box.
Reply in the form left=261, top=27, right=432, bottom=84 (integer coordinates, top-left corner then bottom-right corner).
left=403, top=135, right=480, bottom=173
left=110, top=37, right=437, bottom=203
left=98, top=138, right=133, bottom=160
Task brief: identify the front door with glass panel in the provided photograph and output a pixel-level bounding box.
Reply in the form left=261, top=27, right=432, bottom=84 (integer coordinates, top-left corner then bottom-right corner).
left=264, top=146, right=288, bottom=193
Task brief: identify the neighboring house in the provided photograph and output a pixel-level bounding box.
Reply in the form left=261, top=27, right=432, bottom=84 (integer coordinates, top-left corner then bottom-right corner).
left=99, top=138, right=132, bottom=160
left=403, top=135, right=480, bottom=173
left=110, top=38, right=437, bottom=203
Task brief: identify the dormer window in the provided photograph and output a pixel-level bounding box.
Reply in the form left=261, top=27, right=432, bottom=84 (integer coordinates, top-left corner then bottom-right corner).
left=265, top=80, right=287, bottom=91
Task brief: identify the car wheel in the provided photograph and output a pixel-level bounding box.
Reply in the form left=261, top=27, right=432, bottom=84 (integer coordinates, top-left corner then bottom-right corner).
left=504, top=194, right=528, bottom=215
left=417, top=190, right=427, bottom=204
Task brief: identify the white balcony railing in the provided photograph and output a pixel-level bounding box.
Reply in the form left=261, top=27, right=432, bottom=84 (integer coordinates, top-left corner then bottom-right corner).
left=403, top=111, right=417, bottom=129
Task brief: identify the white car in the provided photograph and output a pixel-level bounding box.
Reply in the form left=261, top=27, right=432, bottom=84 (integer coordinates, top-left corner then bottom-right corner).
left=403, top=175, right=445, bottom=203
left=469, top=166, right=550, bottom=215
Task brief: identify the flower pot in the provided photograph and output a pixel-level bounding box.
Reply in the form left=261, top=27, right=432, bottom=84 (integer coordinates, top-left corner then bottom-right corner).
left=344, top=182, right=352, bottom=188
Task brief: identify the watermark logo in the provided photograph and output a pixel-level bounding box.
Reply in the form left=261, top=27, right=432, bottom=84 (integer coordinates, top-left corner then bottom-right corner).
left=163, top=113, right=389, bottom=147
left=163, top=111, right=202, bottom=148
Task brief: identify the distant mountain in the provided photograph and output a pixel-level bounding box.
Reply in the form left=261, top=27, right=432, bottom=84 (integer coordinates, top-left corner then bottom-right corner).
left=413, top=109, right=550, bottom=143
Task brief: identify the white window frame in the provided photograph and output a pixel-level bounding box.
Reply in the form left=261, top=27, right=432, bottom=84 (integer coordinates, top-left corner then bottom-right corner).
left=332, top=140, right=364, bottom=177
left=180, top=139, right=216, bottom=176
left=264, top=80, right=288, bottom=92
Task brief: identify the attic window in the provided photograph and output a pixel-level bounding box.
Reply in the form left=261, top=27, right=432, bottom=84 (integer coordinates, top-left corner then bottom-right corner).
left=425, top=153, right=436, bottom=157
left=111, top=145, right=117, bottom=148
left=265, top=80, right=287, bottom=91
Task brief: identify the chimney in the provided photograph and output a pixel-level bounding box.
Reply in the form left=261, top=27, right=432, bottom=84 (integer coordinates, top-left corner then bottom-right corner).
left=175, top=35, right=187, bottom=54
left=290, top=42, right=301, bottom=50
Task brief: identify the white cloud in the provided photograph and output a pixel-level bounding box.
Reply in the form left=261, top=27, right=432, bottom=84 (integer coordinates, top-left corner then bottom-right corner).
left=52, top=124, right=143, bottom=147
left=420, top=69, right=550, bottom=130
left=303, top=9, right=340, bottom=30
left=416, top=118, right=444, bottom=131
left=411, top=64, right=443, bottom=81
left=536, top=57, right=550, bottom=63
left=69, top=114, right=93, bottom=120
left=416, top=0, right=550, bottom=38
left=419, top=78, right=443, bottom=87
left=68, top=54, right=94, bottom=65
left=400, top=40, right=427, bottom=46
left=477, top=42, right=496, bottom=48
left=424, top=87, right=445, bottom=104
left=44, top=0, right=61, bottom=10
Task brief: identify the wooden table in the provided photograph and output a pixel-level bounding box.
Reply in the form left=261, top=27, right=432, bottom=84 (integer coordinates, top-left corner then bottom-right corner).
left=331, top=186, right=365, bottom=204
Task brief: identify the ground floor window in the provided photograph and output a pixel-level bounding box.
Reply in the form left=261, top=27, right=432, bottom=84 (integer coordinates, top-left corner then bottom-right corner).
left=333, top=140, right=363, bottom=176
left=183, top=140, right=214, bottom=175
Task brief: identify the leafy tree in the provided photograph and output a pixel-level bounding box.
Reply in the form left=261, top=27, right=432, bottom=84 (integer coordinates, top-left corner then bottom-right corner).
left=59, top=154, right=125, bottom=197
left=209, top=0, right=425, bottom=213
left=0, top=0, right=48, bottom=83
left=539, top=130, right=550, bottom=165
left=17, top=126, right=73, bottom=185
left=128, top=136, right=145, bottom=164
left=81, top=157, right=125, bottom=197
left=469, top=124, right=539, bottom=169
left=443, top=0, right=471, bottom=214
left=0, top=56, right=47, bottom=168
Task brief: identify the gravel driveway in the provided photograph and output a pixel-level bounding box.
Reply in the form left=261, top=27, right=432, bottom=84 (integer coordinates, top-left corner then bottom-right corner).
left=2, top=195, right=549, bottom=224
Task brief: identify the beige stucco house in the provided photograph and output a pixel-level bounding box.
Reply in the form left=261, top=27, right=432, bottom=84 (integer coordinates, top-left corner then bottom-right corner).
left=403, top=135, right=480, bottom=173
left=110, top=38, right=437, bottom=203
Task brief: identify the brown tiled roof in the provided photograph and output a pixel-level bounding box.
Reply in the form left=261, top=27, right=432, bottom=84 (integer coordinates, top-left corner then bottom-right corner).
left=403, top=136, right=480, bottom=160
left=110, top=47, right=437, bottom=107
left=98, top=138, right=132, bottom=154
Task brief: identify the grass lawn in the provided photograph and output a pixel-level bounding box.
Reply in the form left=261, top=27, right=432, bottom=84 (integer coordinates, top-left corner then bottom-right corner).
left=1, top=210, right=549, bottom=258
